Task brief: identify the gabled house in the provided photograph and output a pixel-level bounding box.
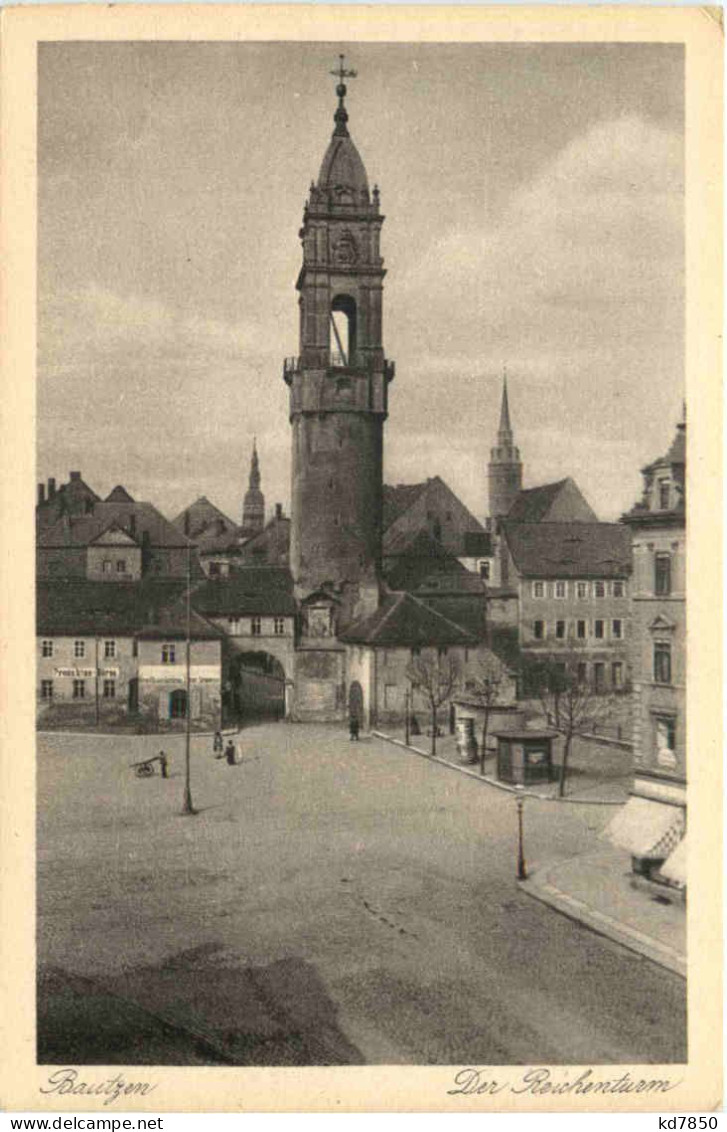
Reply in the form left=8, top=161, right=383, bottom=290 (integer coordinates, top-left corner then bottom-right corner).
left=383, top=476, right=489, bottom=561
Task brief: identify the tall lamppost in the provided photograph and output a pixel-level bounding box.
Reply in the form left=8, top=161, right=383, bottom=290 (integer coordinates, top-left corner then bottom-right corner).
left=404, top=685, right=411, bottom=746
left=182, top=543, right=197, bottom=816
left=515, top=784, right=527, bottom=880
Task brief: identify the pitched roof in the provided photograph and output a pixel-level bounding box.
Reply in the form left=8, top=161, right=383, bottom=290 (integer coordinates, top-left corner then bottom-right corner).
left=171, top=496, right=239, bottom=540
left=382, top=482, right=429, bottom=529
left=37, top=502, right=194, bottom=550
left=384, top=532, right=468, bottom=592
left=105, top=485, right=135, bottom=503
left=192, top=567, right=297, bottom=617
left=505, top=480, right=569, bottom=522
left=36, top=579, right=219, bottom=638
left=239, top=514, right=290, bottom=566
left=502, top=522, right=632, bottom=579
left=339, top=591, right=477, bottom=647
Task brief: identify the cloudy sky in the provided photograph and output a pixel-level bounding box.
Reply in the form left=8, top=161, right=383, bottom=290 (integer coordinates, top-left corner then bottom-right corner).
left=38, top=42, right=684, bottom=524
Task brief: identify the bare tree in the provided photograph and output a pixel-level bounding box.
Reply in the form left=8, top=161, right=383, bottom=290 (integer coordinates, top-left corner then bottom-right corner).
left=406, top=652, right=461, bottom=756
left=529, top=652, right=616, bottom=797
left=466, top=655, right=505, bottom=776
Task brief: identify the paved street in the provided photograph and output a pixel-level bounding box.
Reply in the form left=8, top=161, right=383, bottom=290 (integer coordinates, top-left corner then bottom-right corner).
left=37, top=724, right=686, bottom=1066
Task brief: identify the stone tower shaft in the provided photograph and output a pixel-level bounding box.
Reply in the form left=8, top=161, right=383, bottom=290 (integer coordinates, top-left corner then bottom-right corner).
left=284, top=67, right=395, bottom=619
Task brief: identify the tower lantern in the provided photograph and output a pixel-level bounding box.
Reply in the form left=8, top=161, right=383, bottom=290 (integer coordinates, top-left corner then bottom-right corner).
left=284, top=58, right=395, bottom=627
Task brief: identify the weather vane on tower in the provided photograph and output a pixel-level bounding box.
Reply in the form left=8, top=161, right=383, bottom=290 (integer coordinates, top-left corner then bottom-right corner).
left=330, top=54, right=357, bottom=134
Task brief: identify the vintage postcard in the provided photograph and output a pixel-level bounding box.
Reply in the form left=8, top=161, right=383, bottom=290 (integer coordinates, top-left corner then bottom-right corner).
left=0, top=3, right=722, bottom=1115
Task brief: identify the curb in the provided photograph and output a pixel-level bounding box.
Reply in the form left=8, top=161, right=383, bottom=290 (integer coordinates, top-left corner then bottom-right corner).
left=372, top=731, right=625, bottom=806
left=519, top=870, right=687, bottom=979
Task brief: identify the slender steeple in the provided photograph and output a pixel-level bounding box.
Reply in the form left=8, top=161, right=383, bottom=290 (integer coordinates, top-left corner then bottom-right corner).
left=241, top=439, right=265, bottom=538
left=488, top=370, right=523, bottom=522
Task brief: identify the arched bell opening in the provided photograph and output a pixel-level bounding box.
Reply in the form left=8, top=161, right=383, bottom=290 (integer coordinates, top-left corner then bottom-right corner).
left=330, top=294, right=357, bottom=366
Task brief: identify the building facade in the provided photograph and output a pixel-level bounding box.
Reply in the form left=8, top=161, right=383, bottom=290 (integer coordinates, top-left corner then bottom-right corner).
left=607, top=415, right=687, bottom=888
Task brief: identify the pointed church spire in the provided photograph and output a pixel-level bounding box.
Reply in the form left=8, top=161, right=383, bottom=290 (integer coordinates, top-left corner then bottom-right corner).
left=498, top=369, right=513, bottom=443
left=241, top=439, right=265, bottom=537
left=488, top=368, right=523, bottom=522
left=249, top=436, right=261, bottom=491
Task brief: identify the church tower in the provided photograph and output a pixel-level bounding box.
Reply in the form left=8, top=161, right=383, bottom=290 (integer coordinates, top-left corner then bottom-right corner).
left=284, top=58, right=394, bottom=627
left=241, top=439, right=265, bottom=538
left=488, top=373, right=523, bottom=522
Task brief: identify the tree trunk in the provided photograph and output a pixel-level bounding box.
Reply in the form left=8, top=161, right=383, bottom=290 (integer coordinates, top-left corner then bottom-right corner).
left=558, top=734, right=572, bottom=798
left=431, top=705, right=437, bottom=756
left=480, top=713, right=489, bottom=776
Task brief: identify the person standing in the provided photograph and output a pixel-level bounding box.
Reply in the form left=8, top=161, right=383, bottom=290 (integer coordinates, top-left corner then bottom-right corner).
left=158, top=751, right=169, bottom=778
left=225, top=739, right=237, bottom=765
left=213, top=731, right=223, bottom=758
left=349, top=715, right=360, bottom=741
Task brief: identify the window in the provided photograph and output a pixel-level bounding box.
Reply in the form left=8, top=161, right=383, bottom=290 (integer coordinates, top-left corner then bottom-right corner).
left=655, top=553, right=672, bottom=596
left=103, top=679, right=116, bottom=699
left=72, top=679, right=85, bottom=699
left=556, top=620, right=566, bottom=640
left=654, top=641, right=672, bottom=684
left=593, top=663, right=605, bottom=692
left=384, top=684, right=398, bottom=709
left=41, top=679, right=53, bottom=699
left=41, top=640, right=53, bottom=657
left=532, top=582, right=545, bottom=598
left=577, top=620, right=587, bottom=640
left=577, top=663, right=588, bottom=685
left=102, top=559, right=112, bottom=574
left=594, top=620, right=604, bottom=639
left=116, top=559, right=127, bottom=573
left=612, top=662, right=624, bottom=688
left=576, top=581, right=589, bottom=600
left=274, top=617, right=285, bottom=635
left=594, top=581, right=606, bottom=598
left=655, top=716, right=676, bottom=758
left=209, top=563, right=221, bottom=577
left=555, top=581, right=567, bottom=599
left=437, top=647, right=449, bottom=657
left=228, top=618, right=240, bottom=634
left=161, top=643, right=176, bottom=664
left=251, top=616, right=262, bottom=636
left=411, top=647, right=421, bottom=658
left=658, top=479, right=670, bottom=510
left=613, top=581, right=625, bottom=598
left=612, top=619, right=623, bottom=640
left=104, top=640, right=116, bottom=659
left=533, top=620, right=545, bottom=641
left=74, top=640, right=85, bottom=658
left=479, top=561, right=491, bottom=580
left=132, top=639, right=138, bottom=658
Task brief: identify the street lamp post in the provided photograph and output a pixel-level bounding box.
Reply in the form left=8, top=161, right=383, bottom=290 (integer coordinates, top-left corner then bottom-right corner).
left=182, top=543, right=197, bottom=816
left=404, top=686, right=411, bottom=746
left=515, top=784, right=527, bottom=880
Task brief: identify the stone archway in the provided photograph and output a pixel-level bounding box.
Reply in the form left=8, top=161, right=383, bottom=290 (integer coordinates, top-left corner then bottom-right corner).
left=230, top=651, right=286, bottom=723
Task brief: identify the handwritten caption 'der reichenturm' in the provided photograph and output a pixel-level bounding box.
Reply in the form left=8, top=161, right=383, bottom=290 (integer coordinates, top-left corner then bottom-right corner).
left=40, top=1069, right=158, bottom=1107
left=448, top=1067, right=683, bottom=1098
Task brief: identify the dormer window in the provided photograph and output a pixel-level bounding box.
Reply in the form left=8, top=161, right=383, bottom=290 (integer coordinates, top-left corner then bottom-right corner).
left=658, top=479, right=670, bottom=510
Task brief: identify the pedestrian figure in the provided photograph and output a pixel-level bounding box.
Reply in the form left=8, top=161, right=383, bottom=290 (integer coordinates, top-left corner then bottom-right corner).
left=349, top=715, right=360, bottom=741
left=158, top=751, right=169, bottom=778
left=213, top=730, right=224, bottom=758
left=225, top=739, right=237, bottom=765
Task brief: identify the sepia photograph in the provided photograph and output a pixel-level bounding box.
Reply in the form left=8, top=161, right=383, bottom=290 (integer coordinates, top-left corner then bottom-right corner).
left=0, top=3, right=722, bottom=1116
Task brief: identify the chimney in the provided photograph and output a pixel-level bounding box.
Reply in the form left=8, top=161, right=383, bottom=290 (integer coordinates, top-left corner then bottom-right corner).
left=275, top=503, right=283, bottom=520
left=37, top=483, right=45, bottom=506
left=69, top=471, right=81, bottom=481
left=48, top=477, right=56, bottom=499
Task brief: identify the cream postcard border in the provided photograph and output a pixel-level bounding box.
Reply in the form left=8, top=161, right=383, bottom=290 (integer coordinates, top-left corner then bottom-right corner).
left=0, top=4, right=722, bottom=1113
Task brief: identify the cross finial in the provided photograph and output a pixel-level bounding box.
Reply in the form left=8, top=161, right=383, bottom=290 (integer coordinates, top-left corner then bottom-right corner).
left=330, top=54, right=357, bottom=136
